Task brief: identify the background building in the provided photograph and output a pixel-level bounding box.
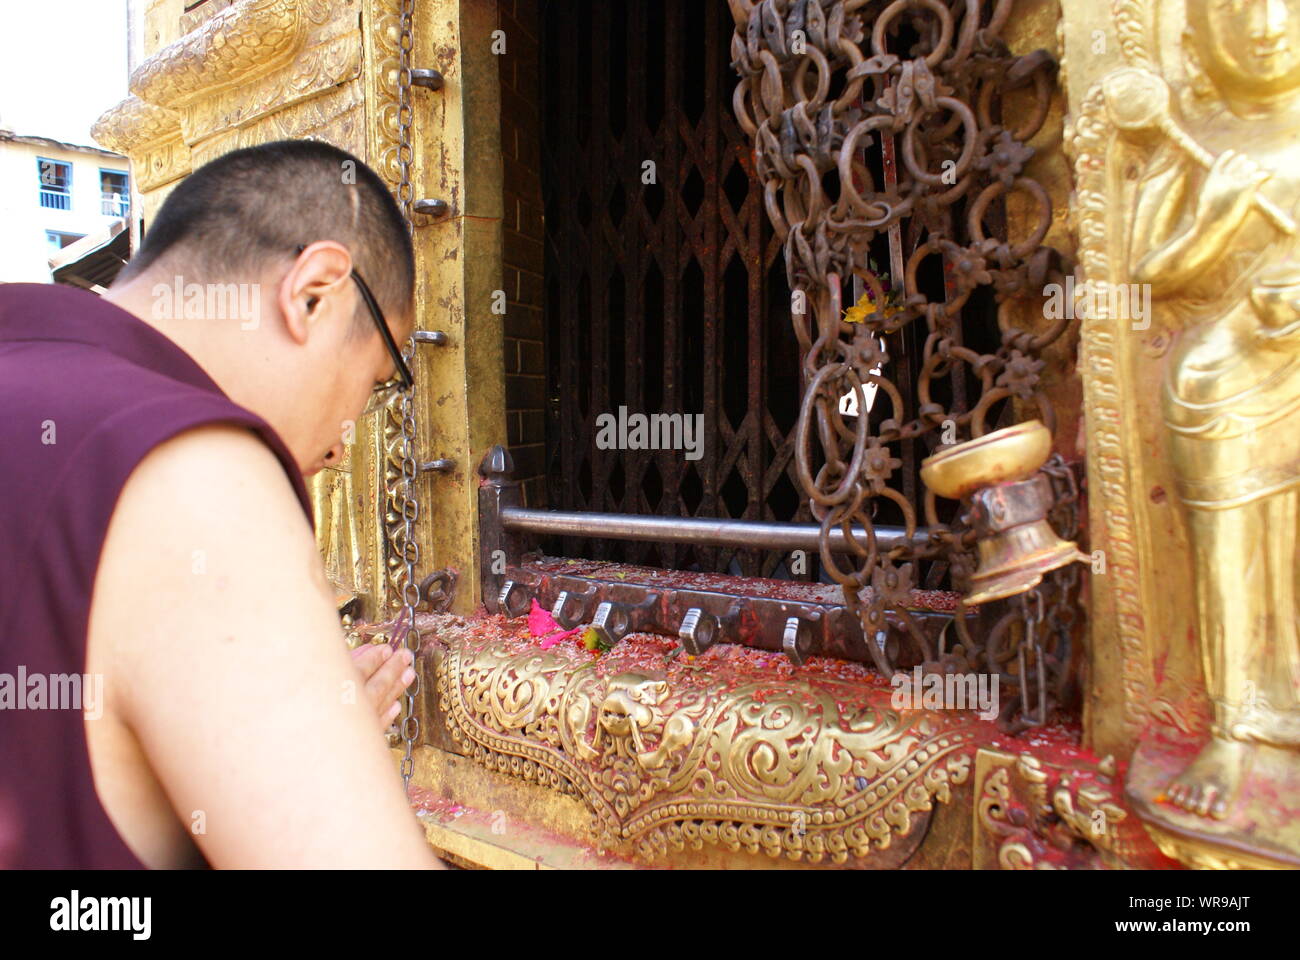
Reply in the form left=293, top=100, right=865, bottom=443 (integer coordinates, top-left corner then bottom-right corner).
left=0, top=123, right=131, bottom=284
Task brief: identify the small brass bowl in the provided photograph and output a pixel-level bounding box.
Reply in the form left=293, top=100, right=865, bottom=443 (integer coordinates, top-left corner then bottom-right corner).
left=920, top=420, right=1052, bottom=500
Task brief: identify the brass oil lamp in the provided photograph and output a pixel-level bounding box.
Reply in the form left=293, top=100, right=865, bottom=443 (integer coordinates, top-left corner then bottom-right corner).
left=921, top=421, right=1087, bottom=605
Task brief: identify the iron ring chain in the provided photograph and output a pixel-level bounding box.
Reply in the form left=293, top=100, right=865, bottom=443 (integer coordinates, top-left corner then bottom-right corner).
left=731, top=0, right=1071, bottom=680
left=394, top=0, right=420, bottom=793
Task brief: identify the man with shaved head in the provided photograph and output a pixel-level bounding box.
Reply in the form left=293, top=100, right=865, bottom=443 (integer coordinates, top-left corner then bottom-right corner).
left=0, top=140, right=443, bottom=868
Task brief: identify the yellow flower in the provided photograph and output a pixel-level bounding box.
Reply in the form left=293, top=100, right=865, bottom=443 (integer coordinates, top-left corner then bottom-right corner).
left=843, top=290, right=900, bottom=324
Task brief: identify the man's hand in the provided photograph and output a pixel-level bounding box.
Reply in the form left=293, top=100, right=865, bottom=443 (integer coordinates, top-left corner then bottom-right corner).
left=351, top=643, right=416, bottom=730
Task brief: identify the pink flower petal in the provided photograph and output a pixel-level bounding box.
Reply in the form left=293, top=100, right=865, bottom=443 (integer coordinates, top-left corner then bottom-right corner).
left=528, top=597, right=560, bottom=637
left=538, top=627, right=581, bottom=649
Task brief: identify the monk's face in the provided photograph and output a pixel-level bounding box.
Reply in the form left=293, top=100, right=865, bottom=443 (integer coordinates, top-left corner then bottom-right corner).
left=1189, top=0, right=1300, bottom=93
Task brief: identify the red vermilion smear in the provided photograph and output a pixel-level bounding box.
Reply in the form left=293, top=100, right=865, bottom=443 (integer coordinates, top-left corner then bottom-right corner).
left=415, top=611, right=1088, bottom=748
left=528, top=557, right=960, bottom=612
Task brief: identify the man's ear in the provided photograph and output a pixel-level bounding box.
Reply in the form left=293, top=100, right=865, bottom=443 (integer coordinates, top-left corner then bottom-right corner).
left=278, top=243, right=354, bottom=346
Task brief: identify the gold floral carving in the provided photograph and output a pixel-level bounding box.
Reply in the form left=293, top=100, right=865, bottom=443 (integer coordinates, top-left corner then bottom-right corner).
left=434, top=636, right=976, bottom=864
left=367, top=0, right=422, bottom=612
left=94, top=0, right=360, bottom=192
left=90, top=96, right=190, bottom=193
left=363, top=0, right=407, bottom=194
left=973, top=748, right=1161, bottom=869
left=1064, top=81, right=1154, bottom=743
left=180, top=0, right=237, bottom=36
left=176, top=29, right=362, bottom=146
left=129, top=0, right=328, bottom=110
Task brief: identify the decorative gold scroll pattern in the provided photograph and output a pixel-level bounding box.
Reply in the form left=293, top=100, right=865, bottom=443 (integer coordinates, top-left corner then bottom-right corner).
left=90, top=96, right=190, bottom=192
left=973, top=747, right=1162, bottom=868
left=177, top=28, right=362, bottom=146
left=435, top=635, right=976, bottom=864
left=129, top=0, right=326, bottom=109
left=1063, top=57, right=1154, bottom=741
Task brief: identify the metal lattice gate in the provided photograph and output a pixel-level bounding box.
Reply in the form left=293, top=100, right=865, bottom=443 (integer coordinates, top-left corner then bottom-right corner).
left=541, top=0, right=808, bottom=578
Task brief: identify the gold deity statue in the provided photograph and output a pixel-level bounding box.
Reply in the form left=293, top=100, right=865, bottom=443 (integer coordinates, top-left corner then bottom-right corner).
left=1113, top=0, right=1300, bottom=821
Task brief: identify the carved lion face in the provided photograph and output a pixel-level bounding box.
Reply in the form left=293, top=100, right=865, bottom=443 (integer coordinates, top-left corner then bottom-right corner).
left=597, top=674, right=668, bottom=736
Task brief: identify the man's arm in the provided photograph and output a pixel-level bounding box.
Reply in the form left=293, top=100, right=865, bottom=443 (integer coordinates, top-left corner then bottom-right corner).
left=89, top=424, right=442, bottom=868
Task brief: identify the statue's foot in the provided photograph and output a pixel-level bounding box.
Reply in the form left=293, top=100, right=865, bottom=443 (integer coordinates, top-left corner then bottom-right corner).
left=1162, top=737, right=1253, bottom=821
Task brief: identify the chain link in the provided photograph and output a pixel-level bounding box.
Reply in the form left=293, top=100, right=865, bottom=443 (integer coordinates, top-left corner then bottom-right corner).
left=730, top=1, right=1072, bottom=681
left=393, top=0, right=420, bottom=793
left=395, top=0, right=415, bottom=223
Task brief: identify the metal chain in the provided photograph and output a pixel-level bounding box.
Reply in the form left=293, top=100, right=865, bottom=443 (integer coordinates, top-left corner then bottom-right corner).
left=395, top=0, right=415, bottom=223
left=393, top=0, right=421, bottom=793
left=730, top=0, right=1071, bottom=679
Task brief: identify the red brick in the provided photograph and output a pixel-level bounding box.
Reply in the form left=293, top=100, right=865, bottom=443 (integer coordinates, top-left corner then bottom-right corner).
left=501, top=83, right=539, bottom=126
left=515, top=121, right=541, bottom=171
left=505, top=373, right=546, bottom=410
left=502, top=265, right=521, bottom=302
left=508, top=442, right=546, bottom=481
left=499, top=8, right=538, bottom=46
left=521, top=475, right=547, bottom=509
left=517, top=197, right=544, bottom=241
left=517, top=338, right=544, bottom=374
left=513, top=0, right=541, bottom=37
left=504, top=304, right=543, bottom=339
left=504, top=228, right=544, bottom=274
left=512, top=36, right=540, bottom=94
left=503, top=154, right=542, bottom=199
left=499, top=117, right=520, bottom=159
left=506, top=409, right=525, bottom=446
left=518, top=409, right=546, bottom=444
left=515, top=267, right=543, bottom=307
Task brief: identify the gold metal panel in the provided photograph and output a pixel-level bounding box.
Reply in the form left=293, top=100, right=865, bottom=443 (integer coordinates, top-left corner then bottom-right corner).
left=428, top=616, right=976, bottom=866
left=1063, top=0, right=1300, bottom=866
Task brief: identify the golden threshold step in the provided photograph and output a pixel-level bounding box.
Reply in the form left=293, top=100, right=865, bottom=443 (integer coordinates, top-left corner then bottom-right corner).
left=384, top=612, right=1178, bottom=869
left=408, top=782, right=637, bottom=870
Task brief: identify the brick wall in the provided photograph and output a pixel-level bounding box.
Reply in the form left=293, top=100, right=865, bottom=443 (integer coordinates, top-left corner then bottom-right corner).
left=498, top=0, right=547, bottom=509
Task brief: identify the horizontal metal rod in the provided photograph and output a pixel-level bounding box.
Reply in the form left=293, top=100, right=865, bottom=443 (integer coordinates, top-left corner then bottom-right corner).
left=500, top=506, right=926, bottom=553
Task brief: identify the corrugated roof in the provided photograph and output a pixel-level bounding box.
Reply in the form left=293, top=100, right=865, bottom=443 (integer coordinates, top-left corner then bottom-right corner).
left=50, top=219, right=132, bottom=290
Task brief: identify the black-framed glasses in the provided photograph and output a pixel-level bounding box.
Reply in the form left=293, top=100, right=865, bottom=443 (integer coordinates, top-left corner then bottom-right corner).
left=294, top=244, right=413, bottom=394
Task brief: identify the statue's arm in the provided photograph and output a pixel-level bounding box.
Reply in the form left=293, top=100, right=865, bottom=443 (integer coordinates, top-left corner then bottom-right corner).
left=1133, top=150, right=1267, bottom=292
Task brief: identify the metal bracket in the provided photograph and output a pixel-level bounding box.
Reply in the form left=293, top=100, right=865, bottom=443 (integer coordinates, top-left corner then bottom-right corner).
left=782, top=614, right=817, bottom=666
left=414, top=198, right=449, bottom=217
left=589, top=593, right=660, bottom=649
left=497, top=578, right=532, bottom=619
left=411, top=68, right=444, bottom=91
left=551, top=585, right=598, bottom=629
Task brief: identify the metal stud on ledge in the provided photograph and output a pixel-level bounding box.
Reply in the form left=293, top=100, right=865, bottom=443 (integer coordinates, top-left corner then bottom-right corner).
left=678, top=608, right=719, bottom=657
left=497, top=579, right=530, bottom=619
left=782, top=616, right=814, bottom=666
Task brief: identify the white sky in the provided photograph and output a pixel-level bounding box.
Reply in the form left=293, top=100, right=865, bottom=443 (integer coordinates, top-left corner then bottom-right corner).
left=0, top=1, right=130, bottom=147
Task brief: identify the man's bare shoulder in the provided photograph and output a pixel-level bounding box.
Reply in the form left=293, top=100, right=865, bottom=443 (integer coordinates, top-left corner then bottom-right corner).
left=89, top=426, right=440, bottom=866
left=96, top=422, right=326, bottom=638
left=125, top=423, right=308, bottom=521
left=92, top=422, right=328, bottom=704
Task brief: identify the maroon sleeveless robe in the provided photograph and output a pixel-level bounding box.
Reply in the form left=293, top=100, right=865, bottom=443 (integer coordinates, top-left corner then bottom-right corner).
left=0, top=283, right=313, bottom=868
